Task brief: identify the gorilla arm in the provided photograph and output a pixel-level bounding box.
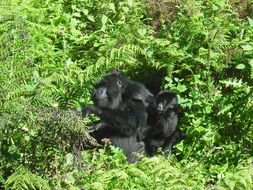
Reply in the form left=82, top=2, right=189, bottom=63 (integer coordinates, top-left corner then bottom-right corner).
left=82, top=100, right=147, bottom=137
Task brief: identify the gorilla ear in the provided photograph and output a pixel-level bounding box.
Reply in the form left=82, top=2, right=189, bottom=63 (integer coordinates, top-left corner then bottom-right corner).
left=117, top=79, right=122, bottom=87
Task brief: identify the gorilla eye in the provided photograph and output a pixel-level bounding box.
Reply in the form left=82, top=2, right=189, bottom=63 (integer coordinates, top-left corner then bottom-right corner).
left=117, top=80, right=122, bottom=87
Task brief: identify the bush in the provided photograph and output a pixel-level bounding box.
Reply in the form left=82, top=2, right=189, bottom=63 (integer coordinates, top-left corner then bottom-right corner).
left=1, top=0, right=253, bottom=189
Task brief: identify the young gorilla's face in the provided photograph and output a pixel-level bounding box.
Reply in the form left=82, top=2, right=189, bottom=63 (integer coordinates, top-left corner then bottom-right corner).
left=92, top=71, right=129, bottom=109
left=156, top=91, right=178, bottom=115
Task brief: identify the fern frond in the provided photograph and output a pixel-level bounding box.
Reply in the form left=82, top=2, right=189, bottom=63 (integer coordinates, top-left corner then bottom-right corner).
left=220, top=78, right=243, bottom=88
left=5, top=168, right=51, bottom=190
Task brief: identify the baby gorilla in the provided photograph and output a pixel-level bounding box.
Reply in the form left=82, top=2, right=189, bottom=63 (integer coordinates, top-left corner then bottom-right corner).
left=82, top=71, right=154, bottom=162
left=144, top=90, right=184, bottom=156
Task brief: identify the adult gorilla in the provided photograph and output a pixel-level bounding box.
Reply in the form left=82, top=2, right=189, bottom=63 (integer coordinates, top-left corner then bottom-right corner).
left=82, top=71, right=155, bottom=162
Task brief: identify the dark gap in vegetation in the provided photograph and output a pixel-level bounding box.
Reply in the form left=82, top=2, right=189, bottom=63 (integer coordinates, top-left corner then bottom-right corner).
left=128, top=67, right=167, bottom=96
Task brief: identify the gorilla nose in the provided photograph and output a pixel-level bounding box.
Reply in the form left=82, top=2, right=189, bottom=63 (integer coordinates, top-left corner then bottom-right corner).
left=157, top=103, right=163, bottom=111
left=94, top=87, right=107, bottom=99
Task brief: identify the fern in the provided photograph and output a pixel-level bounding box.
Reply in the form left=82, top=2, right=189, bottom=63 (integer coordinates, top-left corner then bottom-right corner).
left=5, top=168, right=51, bottom=190
left=216, top=166, right=253, bottom=190
left=220, top=78, right=243, bottom=88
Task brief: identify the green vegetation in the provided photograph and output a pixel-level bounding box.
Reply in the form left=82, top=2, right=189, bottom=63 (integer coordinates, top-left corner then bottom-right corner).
left=0, top=0, right=253, bottom=189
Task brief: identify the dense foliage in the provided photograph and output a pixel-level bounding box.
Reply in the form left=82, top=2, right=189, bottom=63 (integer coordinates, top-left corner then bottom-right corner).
left=1, top=0, right=253, bottom=189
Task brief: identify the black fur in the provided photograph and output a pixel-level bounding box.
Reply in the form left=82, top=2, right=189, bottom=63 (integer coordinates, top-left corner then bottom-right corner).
left=82, top=71, right=154, bottom=162
left=144, top=90, right=184, bottom=156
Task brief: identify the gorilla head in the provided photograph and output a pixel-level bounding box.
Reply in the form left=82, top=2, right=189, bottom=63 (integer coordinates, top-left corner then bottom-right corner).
left=92, top=70, right=155, bottom=111
left=92, top=71, right=129, bottom=109
left=156, top=90, right=178, bottom=115
left=156, top=90, right=179, bottom=137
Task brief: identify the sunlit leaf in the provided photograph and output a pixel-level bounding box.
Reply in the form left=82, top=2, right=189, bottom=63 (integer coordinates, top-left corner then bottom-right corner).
left=242, top=44, right=253, bottom=51
left=109, top=3, right=115, bottom=12
left=249, top=59, right=253, bottom=67
left=32, top=70, right=40, bottom=80
left=218, top=104, right=233, bottom=115
left=101, top=15, right=108, bottom=25
left=196, top=126, right=206, bottom=132
left=65, top=153, right=74, bottom=166
left=248, top=17, right=253, bottom=26
left=73, top=12, right=81, bottom=17
left=176, top=84, right=187, bottom=93
left=87, top=15, right=95, bottom=22
left=236, top=64, right=245, bottom=70
left=65, top=172, right=75, bottom=185
left=127, top=0, right=134, bottom=7
left=122, top=6, right=129, bottom=13
left=25, top=84, right=35, bottom=91
left=138, top=28, right=146, bottom=36
left=83, top=9, right=88, bottom=15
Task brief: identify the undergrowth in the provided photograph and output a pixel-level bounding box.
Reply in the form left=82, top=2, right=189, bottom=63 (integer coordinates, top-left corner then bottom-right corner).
left=0, top=0, right=253, bottom=189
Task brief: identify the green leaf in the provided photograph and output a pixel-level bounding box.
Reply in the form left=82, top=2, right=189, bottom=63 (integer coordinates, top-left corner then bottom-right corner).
left=196, top=126, right=206, bottom=132
left=122, top=6, right=129, bottom=13
left=241, top=44, right=253, bottom=51
left=212, top=4, right=219, bottom=11
left=26, top=84, right=35, bottom=91
left=176, top=142, right=184, bottom=151
left=248, top=17, right=253, bottom=26
left=32, top=70, right=40, bottom=80
left=218, top=104, right=233, bottom=115
left=249, top=59, right=253, bottom=67
left=216, top=0, right=225, bottom=8
left=71, top=5, right=77, bottom=10
left=87, top=15, right=95, bottom=22
left=236, top=64, right=245, bottom=70
left=73, top=12, right=81, bottom=17
left=138, top=28, right=146, bottom=36
left=65, top=172, right=75, bottom=185
left=205, top=105, right=212, bottom=114
left=249, top=60, right=253, bottom=78
left=176, top=84, right=187, bottom=93
left=101, top=15, right=108, bottom=25
left=83, top=9, right=88, bottom=15
left=109, top=3, right=116, bottom=12
left=65, top=58, right=73, bottom=67
left=24, top=135, right=30, bottom=141
left=65, top=153, right=74, bottom=166
left=127, top=0, right=134, bottom=7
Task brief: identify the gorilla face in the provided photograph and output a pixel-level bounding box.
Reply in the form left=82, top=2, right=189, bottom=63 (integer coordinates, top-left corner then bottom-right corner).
left=155, top=90, right=179, bottom=138
left=93, top=71, right=129, bottom=109
left=156, top=91, right=178, bottom=115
